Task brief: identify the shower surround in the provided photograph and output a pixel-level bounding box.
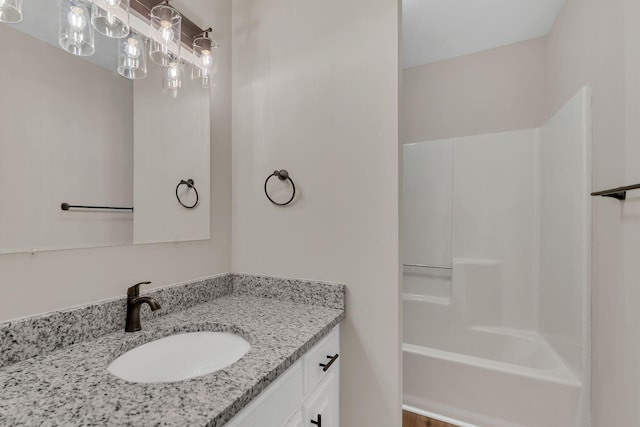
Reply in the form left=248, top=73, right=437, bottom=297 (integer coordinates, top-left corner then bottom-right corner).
left=402, top=87, right=591, bottom=427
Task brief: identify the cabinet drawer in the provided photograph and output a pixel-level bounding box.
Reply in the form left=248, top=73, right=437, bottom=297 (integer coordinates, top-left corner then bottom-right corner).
left=303, top=369, right=340, bottom=427
left=304, top=326, right=340, bottom=396
left=225, top=359, right=304, bottom=427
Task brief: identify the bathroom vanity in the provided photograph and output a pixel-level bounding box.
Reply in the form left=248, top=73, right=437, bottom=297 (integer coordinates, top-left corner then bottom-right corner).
left=0, top=274, right=345, bottom=426
left=225, top=326, right=340, bottom=426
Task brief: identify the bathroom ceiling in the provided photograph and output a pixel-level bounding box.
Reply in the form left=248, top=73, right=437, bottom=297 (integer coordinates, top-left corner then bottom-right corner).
left=402, top=0, right=566, bottom=69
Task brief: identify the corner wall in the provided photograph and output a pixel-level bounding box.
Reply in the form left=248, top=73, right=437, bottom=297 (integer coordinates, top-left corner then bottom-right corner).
left=402, top=37, right=547, bottom=143
left=403, top=129, right=540, bottom=330
left=547, top=0, right=640, bottom=425
left=231, top=1, right=401, bottom=425
left=538, top=86, right=592, bottom=426
left=403, top=0, right=640, bottom=422
left=0, top=0, right=232, bottom=322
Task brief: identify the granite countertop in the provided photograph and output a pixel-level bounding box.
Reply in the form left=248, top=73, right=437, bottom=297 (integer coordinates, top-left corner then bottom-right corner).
left=0, top=292, right=345, bottom=426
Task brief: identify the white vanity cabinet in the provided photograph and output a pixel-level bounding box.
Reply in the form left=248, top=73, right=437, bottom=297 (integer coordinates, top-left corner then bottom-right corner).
left=225, top=326, right=340, bottom=427
left=303, top=368, right=339, bottom=427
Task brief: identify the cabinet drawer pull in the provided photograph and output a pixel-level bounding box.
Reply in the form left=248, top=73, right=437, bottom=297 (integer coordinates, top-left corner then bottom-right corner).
left=319, top=354, right=339, bottom=372
left=311, top=414, right=322, bottom=426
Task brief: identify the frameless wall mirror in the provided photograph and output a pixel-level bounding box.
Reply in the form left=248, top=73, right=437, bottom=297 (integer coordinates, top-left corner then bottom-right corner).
left=0, top=0, right=212, bottom=254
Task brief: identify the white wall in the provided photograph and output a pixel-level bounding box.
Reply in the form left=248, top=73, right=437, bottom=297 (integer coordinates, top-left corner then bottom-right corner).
left=133, top=65, right=211, bottom=244
left=453, top=130, right=539, bottom=330
left=539, top=87, right=591, bottom=386
left=403, top=140, right=453, bottom=269
left=546, top=1, right=640, bottom=425
left=0, top=24, right=134, bottom=254
left=403, top=130, right=539, bottom=329
left=0, top=0, right=231, bottom=322
left=231, top=1, right=401, bottom=425
left=402, top=141, right=453, bottom=301
left=402, top=37, right=547, bottom=143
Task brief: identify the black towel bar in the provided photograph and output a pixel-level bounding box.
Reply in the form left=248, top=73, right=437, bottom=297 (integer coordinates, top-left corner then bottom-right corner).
left=591, top=183, right=640, bottom=201
left=61, top=203, right=133, bottom=212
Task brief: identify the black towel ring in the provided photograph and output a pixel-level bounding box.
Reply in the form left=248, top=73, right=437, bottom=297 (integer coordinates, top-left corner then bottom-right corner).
left=264, top=170, right=296, bottom=206
left=176, top=179, right=199, bottom=209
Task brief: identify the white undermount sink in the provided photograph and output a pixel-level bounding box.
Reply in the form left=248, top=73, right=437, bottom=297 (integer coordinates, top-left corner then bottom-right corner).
left=107, top=331, right=251, bottom=383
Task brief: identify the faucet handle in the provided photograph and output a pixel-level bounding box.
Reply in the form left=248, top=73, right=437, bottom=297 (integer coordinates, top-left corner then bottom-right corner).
left=127, top=281, right=151, bottom=298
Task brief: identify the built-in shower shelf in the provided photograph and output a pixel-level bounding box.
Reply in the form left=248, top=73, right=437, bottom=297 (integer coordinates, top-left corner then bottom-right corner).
left=402, top=293, right=451, bottom=306
left=591, top=183, right=640, bottom=201
left=402, top=263, right=453, bottom=270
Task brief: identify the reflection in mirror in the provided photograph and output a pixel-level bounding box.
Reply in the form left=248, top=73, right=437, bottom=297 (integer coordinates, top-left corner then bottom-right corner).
left=0, top=0, right=23, bottom=24
left=91, top=0, right=130, bottom=39
left=0, top=0, right=212, bottom=255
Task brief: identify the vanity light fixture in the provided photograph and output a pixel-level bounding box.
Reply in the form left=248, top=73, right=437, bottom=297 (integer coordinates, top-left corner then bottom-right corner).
left=149, top=0, right=181, bottom=66
left=59, top=0, right=95, bottom=56
left=91, top=0, right=130, bottom=39
left=0, top=0, right=23, bottom=24
left=117, top=31, right=147, bottom=79
left=192, top=28, right=219, bottom=88
left=51, top=0, right=217, bottom=92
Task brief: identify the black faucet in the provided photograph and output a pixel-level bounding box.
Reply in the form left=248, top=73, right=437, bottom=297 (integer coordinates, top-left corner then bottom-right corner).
left=125, top=282, right=161, bottom=332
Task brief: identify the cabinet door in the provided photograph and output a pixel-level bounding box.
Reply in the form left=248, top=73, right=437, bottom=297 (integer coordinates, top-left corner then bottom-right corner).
left=224, top=360, right=304, bottom=427
left=303, top=369, right=339, bottom=427
left=284, top=410, right=305, bottom=427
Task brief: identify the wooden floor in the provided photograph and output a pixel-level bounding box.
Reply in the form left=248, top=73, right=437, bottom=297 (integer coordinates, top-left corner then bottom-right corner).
left=403, top=410, right=459, bottom=427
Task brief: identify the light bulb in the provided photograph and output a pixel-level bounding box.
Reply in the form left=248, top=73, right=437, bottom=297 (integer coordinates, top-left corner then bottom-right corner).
left=105, top=12, right=116, bottom=26
left=168, top=64, right=179, bottom=79
left=124, top=38, right=140, bottom=58
left=166, top=63, right=180, bottom=90
left=68, top=6, right=87, bottom=31
left=200, top=50, right=213, bottom=68
left=160, top=20, right=174, bottom=43
left=105, top=0, right=120, bottom=7
left=123, top=57, right=137, bottom=69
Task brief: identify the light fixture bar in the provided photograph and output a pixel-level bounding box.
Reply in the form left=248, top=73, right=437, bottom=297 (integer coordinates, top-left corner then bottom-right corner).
left=129, top=0, right=205, bottom=49
left=193, top=27, right=213, bottom=38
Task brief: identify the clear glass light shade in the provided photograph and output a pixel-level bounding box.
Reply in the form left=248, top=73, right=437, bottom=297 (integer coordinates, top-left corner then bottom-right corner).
left=193, top=35, right=218, bottom=71
left=91, top=0, right=130, bottom=39
left=150, top=3, right=181, bottom=65
left=191, top=65, right=213, bottom=88
left=117, top=33, right=147, bottom=79
left=59, top=0, right=95, bottom=56
left=163, top=62, right=183, bottom=98
left=0, top=0, right=23, bottom=24
left=149, top=37, right=179, bottom=67
left=191, top=37, right=218, bottom=88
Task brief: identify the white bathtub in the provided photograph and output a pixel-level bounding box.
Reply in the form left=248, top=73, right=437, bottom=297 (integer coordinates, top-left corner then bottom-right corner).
left=403, top=297, right=586, bottom=427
